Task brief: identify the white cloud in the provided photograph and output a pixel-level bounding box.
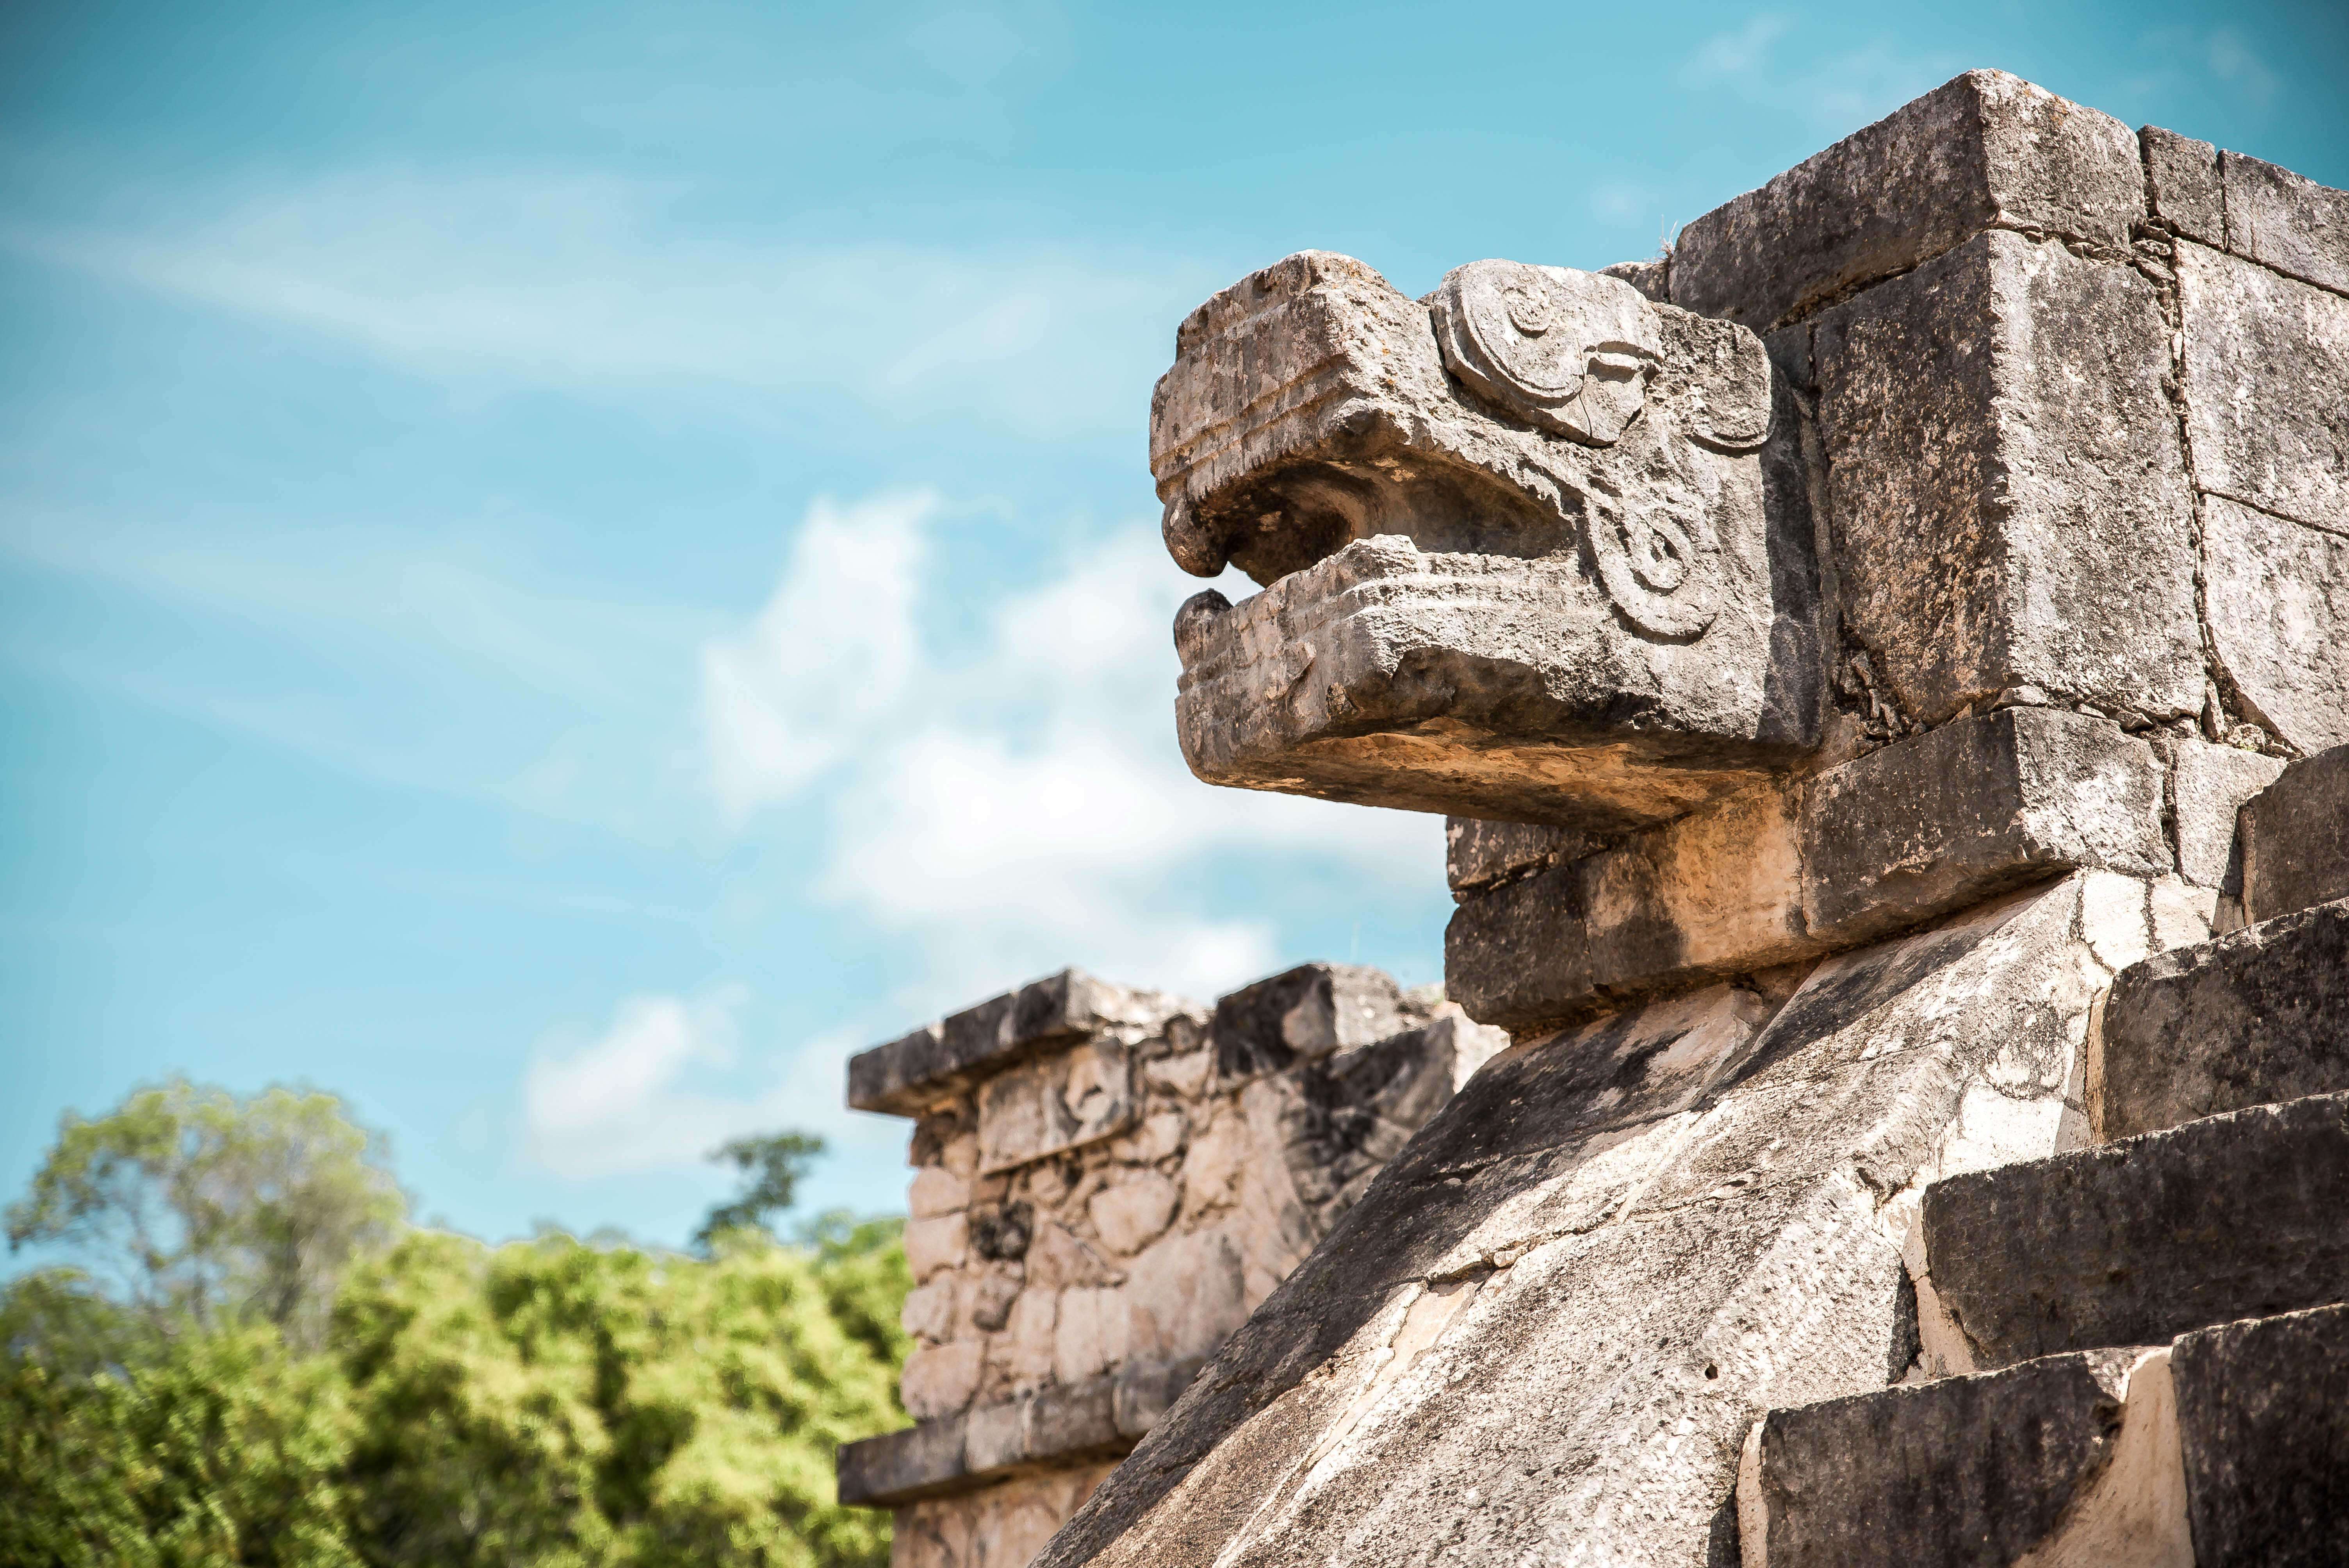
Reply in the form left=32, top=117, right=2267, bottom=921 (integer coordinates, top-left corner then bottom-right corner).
left=704, top=496, right=1442, bottom=1006
left=524, top=987, right=745, bottom=1176
left=523, top=988, right=909, bottom=1179
left=4, top=172, right=1219, bottom=438
left=700, top=490, right=934, bottom=821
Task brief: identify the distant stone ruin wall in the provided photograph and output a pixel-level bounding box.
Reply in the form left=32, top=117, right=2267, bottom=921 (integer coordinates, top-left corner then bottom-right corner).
left=838, top=963, right=1505, bottom=1568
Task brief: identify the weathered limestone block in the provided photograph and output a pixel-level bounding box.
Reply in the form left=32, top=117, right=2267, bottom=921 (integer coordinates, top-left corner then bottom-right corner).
left=2091, top=898, right=2349, bottom=1141
left=1799, top=708, right=2167, bottom=940
left=978, top=1041, right=1138, bottom=1174
left=1743, top=1303, right=2349, bottom=1568
left=1035, top=877, right=2126, bottom=1568
left=1446, top=782, right=1805, bottom=1032
left=2240, top=743, right=2349, bottom=922
left=1810, top=230, right=2201, bottom=727
left=852, top=969, right=1176, bottom=1115
left=1670, top=69, right=2143, bottom=330
left=1210, top=962, right=1411, bottom=1083
left=2166, top=736, right=2285, bottom=892
left=1155, top=249, right=1822, bottom=832
left=2220, top=148, right=2349, bottom=298
left=841, top=963, right=1503, bottom=1547
left=2176, top=241, right=2349, bottom=536
left=1919, top=1093, right=2349, bottom=1370
left=2169, top=1303, right=2349, bottom=1567
left=2202, top=496, right=2349, bottom=757
left=1738, top=1345, right=2188, bottom=1568
left=1443, top=817, right=1596, bottom=899
left=2142, top=125, right=2224, bottom=247
left=891, top=1463, right=1121, bottom=1568
left=903, top=1340, right=986, bottom=1422
left=1447, top=709, right=2167, bottom=1035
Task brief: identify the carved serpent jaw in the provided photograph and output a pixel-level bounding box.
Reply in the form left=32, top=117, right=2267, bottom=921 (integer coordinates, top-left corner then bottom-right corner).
left=1148, top=251, right=1821, bottom=829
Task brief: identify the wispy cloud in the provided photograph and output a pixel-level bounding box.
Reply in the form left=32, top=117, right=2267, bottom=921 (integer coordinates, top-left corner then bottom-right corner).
left=703, top=493, right=1442, bottom=1007
left=1679, top=14, right=1960, bottom=135
left=523, top=987, right=897, bottom=1180
left=4, top=171, right=1219, bottom=438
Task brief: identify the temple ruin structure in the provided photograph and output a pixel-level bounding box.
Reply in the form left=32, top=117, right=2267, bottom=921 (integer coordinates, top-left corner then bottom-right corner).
left=839, top=69, right=2349, bottom=1566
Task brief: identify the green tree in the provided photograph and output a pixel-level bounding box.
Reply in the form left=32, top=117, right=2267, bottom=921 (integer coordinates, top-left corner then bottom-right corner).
left=0, top=1323, right=359, bottom=1568
left=1, top=1088, right=912, bottom=1568
left=6, top=1080, right=408, bottom=1352
left=694, top=1133, right=827, bottom=1252
left=333, top=1227, right=905, bottom=1568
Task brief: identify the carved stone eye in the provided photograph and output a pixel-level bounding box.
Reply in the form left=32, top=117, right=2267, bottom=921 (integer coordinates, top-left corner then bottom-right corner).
left=1429, top=259, right=1663, bottom=446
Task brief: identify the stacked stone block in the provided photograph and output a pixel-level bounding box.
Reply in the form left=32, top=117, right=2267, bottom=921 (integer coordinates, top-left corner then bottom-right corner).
left=836, top=964, right=1504, bottom=1568
left=1002, top=68, right=2349, bottom=1568
left=1739, top=744, right=2349, bottom=1565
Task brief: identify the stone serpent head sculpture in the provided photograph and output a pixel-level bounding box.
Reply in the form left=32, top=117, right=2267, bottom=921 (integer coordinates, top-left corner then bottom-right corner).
left=1150, top=251, right=1818, bottom=833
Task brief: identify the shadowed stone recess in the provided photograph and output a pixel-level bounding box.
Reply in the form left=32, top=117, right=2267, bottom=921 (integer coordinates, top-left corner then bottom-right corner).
left=2239, top=743, right=2349, bottom=924
left=1921, top=1093, right=2349, bottom=1369
left=2171, top=1304, right=2349, bottom=1568
left=2092, top=898, right=2349, bottom=1141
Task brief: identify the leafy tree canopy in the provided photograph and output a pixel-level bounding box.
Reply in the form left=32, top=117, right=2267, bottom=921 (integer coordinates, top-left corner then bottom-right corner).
left=1, top=1085, right=911, bottom=1568
left=6, top=1079, right=407, bottom=1351
left=694, top=1133, right=828, bottom=1252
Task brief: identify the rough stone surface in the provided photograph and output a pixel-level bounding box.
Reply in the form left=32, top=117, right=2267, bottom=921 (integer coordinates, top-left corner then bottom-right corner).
left=2166, top=738, right=2285, bottom=892
left=1800, top=708, right=2167, bottom=943
left=1035, top=877, right=2128, bottom=1568
left=1921, top=1092, right=2349, bottom=1369
left=978, top=1041, right=1139, bottom=1175
left=1155, top=248, right=1824, bottom=832
left=1810, top=230, right=2201, bottom=727
left=2176, top=241, right=2349, bottom=540
left=1448, top=711, right=2174, bottom=1037
left=839, top=1358, right=1206, bottom=1509
left=2240, top=743, right=2349, bottom=923
left=842, top=965, right=1502, bottom=1547
left=2170, top=1303, right=2349, bottom=1567
left=2092, top=898, right=2349, bottom=1141
left=2142, top=125, right=2224, bottom=247
left=852, top=971, right=1190, bottom=1115
left=1210, top=963, right=1409, bottom=1083
left=1741, top=1345, right=2184, bottom=1568
left=2222, top=148, right=2349, bottom=297
left=1444, top=817, right=1598, bottom=899
left=891, top=1463, right=1121, bottom=1568
left=2201, top=495, right=2349, bottom=759
left=1447, top=782, right=1807, bottom=1032
left=1670, top=69, right=2143, bottom=330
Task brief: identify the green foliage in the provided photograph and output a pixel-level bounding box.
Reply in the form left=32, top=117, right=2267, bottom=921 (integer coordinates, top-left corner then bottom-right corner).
left=2, top=1091, right=909, bottom=1568
left=0, top=1324, right=360, bottom=1568
left=694, top=1133, right=828, bottom=1252
left=6, top=1080, right=407, bottom=1350
left=332, top=1228, right=903, bottom=1568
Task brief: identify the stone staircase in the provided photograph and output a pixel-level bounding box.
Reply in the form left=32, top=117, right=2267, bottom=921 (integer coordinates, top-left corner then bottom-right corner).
left=1737, top=748, right=2349, bottom=1566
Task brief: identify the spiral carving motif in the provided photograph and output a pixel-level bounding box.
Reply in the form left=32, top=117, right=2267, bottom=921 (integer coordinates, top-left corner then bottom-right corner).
left=1584, top=492, right=1720, bottom=640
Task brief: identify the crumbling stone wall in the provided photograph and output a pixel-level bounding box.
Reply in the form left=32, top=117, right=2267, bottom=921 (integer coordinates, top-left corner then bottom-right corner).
left=838, top=964, right=1504, bottom=1568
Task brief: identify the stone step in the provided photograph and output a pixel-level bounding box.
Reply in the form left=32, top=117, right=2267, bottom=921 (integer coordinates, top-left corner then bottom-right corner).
left=2091, top=897, right=2349, bottom=1141
left=2239, top=742, right=2349, bottom=925
left=1915, top=1092, right=2349, bottom=1372
left=1738, top=1302, right=2349, bottom=1567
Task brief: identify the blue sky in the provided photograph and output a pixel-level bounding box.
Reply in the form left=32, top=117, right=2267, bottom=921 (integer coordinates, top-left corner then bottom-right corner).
left=5, top=0, right=2344, bottom=1250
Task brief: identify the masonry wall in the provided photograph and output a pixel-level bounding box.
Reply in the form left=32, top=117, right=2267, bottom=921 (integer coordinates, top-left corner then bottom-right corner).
left=837, top=964, right=1505, bottom=1568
